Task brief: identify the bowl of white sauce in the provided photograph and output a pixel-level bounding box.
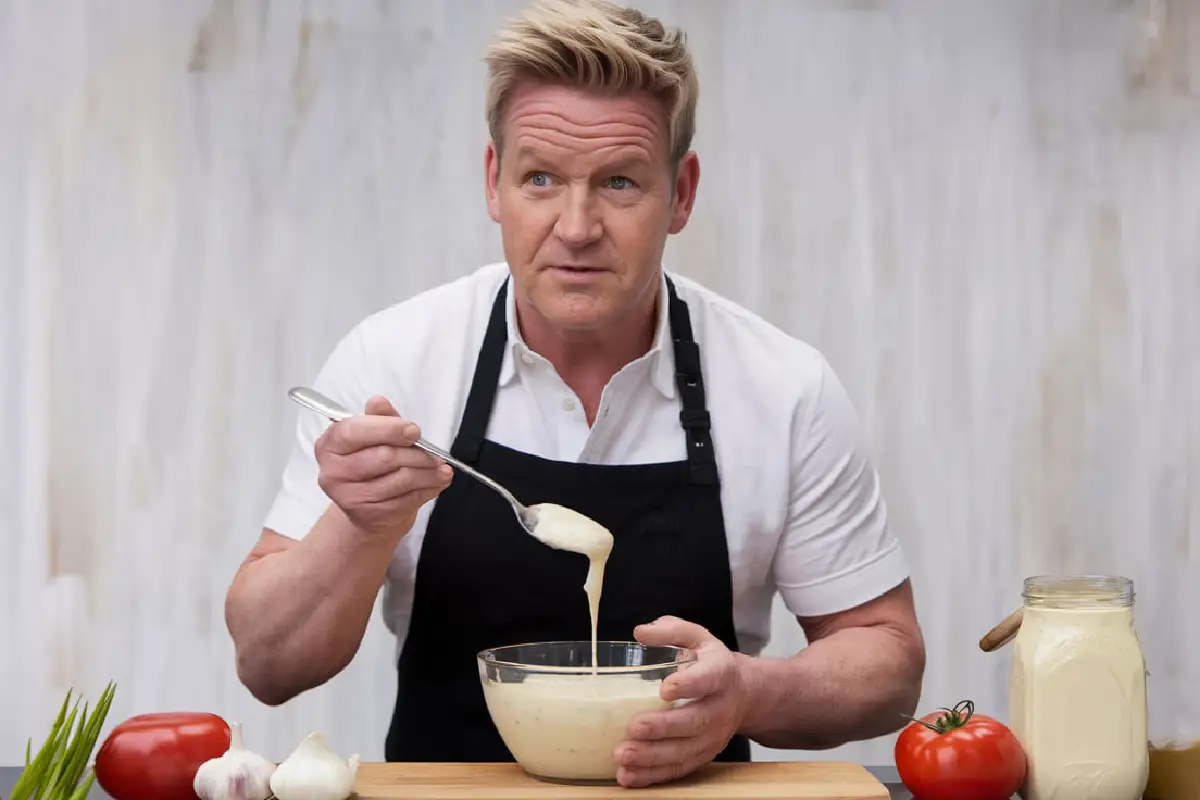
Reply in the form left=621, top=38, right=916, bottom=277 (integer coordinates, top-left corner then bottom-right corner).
left=477, top=640, right=695, bottom=784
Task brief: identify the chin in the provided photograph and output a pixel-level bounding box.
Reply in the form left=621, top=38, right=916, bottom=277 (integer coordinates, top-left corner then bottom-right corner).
left=544, top=308, right=611, bottom=332
left=529, top=291, right=610, bottom=329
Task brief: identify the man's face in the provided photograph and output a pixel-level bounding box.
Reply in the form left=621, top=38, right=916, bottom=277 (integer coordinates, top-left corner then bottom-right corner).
left=485, top=81, right=700, bottom=334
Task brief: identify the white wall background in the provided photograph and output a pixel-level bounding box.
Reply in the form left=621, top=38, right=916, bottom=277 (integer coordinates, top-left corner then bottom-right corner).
left=2, top=0, right=1198, bottom=769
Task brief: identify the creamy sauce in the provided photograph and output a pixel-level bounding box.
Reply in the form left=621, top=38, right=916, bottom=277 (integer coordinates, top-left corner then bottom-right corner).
left=483, top=671, right=668, bottom=782
left=1010, top=605, right=1149, bottom=800
left=527, top=502, right=615, bottom=674
left=494, top=502, right=653, bottom=781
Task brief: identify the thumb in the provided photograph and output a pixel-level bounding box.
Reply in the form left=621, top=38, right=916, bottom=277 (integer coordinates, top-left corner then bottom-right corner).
left=363, top=394, right=400, bottom=417
left=634, top=615, right=714, bottom=650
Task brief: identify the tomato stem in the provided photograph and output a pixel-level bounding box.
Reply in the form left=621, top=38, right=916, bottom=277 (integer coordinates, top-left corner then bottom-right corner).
left=904, top=700, right=976, bottom=734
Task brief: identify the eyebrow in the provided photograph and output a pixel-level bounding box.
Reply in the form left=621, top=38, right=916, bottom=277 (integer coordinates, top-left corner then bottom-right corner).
left=602, top=154, right=655, bottom=174
left=511, top=147, right=655, bottom=174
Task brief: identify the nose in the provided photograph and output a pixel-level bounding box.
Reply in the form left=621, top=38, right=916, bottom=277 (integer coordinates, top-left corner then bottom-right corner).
left=553, top=185, right=603, bottom=248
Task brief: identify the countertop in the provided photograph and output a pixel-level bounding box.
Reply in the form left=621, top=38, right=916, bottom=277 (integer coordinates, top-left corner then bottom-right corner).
left=0, top=765, right=933, bottom=798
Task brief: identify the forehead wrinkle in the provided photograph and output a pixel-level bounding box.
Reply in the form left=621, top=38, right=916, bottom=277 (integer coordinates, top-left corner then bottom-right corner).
left=512, top=138, right=656, bottom=180
left=511, top=96, right=665, bottom=133
left=505, top=85, right=667, bottom=135
left=507, top=114, right=662, bottom=171
left=515, top=127, right=654, bottom=160
left=510, top=107, right=661, bottom=143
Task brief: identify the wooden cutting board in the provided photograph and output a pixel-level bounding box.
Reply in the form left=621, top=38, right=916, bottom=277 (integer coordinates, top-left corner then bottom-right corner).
left=353, top=762, right=889, bottom=798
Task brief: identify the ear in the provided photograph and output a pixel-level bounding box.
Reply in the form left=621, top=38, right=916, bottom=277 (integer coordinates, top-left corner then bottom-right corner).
left=667, top=151, right=700, bottom=235
left=485, top=141, right=501, bottom=223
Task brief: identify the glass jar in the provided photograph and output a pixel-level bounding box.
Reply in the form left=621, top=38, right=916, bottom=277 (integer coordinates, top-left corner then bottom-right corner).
left=1009, top=575, right=1148, bottom=800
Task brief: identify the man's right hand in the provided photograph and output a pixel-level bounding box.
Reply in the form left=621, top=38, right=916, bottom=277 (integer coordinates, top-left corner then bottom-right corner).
left=314, top=394, right=454, bottom=536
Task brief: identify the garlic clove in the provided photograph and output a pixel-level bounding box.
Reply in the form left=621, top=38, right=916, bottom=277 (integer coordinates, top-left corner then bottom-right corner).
left=193, top=721, right=276, bottom=800
left=269, top=732, right=360, bottom=800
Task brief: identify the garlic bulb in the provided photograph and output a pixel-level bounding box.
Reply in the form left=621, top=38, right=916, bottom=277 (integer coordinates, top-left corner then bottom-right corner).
left=269, top=731, right=360, bottom=800
left=193, top=721, right=276, bottom=800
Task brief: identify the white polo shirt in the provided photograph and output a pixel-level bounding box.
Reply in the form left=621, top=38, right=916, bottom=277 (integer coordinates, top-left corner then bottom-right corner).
left=264, top=262, right=909, bottom=658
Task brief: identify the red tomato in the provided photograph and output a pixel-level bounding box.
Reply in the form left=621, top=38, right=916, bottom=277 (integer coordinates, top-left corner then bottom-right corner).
left=895, top=700, right=1026, bottom=800
left=94, top=712, right=231, bottom=800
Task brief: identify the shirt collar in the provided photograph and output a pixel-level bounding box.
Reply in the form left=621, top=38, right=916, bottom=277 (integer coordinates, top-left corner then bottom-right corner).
left=498, top=271, right=677, bottom=399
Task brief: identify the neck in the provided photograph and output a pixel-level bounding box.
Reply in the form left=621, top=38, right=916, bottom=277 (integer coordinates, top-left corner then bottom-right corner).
left=515, top=286, right=659, bottom=416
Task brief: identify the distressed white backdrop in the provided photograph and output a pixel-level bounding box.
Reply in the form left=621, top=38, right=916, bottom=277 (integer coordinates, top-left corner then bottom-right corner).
left=2, top=0, right=1198, bottom=768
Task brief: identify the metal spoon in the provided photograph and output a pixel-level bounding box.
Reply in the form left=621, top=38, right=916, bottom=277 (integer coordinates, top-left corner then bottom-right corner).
left=286, top=386, right=540, bottom=536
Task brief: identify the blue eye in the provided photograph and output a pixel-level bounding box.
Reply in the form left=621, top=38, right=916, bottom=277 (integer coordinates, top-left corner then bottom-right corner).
left=528, top=172, right=550, bottom=187
left=608, top=176, right=633, bottom=190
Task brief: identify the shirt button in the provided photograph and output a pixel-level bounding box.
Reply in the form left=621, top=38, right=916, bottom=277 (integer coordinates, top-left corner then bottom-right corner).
left=562, top=398, right=576, bottom=411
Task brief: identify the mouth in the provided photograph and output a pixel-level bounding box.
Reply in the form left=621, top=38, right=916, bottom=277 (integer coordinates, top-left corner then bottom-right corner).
left=546, top=265, right=607, bottom=274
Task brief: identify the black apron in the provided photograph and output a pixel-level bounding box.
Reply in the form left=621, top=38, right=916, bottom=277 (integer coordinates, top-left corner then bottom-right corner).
left=384, top=275, right=752, bottom=765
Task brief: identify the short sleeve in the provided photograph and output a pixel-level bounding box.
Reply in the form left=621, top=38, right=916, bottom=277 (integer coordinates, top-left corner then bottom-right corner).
left=771, top=356, right=910, bottom=618
left=262, top=323, right=378, bottom=540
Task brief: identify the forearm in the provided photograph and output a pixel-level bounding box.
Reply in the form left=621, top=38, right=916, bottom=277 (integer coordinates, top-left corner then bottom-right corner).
left=225, top=505, right=405, bottom=705
left=736, top=624, right=925, bottom=750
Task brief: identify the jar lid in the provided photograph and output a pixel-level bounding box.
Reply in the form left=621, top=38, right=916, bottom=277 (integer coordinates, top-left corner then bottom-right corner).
left=1023, top=574, right=1134, bottom=606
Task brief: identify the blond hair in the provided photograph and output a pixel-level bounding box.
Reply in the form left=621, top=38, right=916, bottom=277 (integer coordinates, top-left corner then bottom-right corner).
left=484, top=0, right=698, bottom=165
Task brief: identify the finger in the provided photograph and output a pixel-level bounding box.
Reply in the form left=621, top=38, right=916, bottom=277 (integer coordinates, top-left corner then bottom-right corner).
left=331, top=444, right=444, bottom=483
left=634, top=616, right=715, bottom=650
left=660, top=656, right=730, bottom=702
left=354, top=461, right=454, bottom=505
left=322, top=415, right=423, bottom=454
left=351, top=484, right=450, bottom=529
left=617, top=759, right=699, bottom=789
left=363, top=394, right=399, bottom=416
left=398, top=484, right=450, bottom=511
left=615, top=737, right=706, bottom=788
left=617, top=735, right=701, bottom=768
left=627, top=703, right=712, bottom=742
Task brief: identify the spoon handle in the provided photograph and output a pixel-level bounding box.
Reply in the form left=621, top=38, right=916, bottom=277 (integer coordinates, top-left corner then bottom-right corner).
left=409, top=438, right=522, bottom=509
left=288, top=386, right=354, bottom=422
left=286, top=386, right=524, bottom=510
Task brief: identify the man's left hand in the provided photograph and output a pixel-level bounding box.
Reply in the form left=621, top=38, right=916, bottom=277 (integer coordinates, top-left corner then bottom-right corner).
left=614, top=615, right=751, bottom=788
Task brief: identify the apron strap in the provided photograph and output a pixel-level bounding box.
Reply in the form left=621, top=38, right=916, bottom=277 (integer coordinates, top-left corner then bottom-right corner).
left=450, top=279, right=509, bottom=463
left=451, top=274, right=720, bottom=487
left=666, top=276, right=720, bottom=487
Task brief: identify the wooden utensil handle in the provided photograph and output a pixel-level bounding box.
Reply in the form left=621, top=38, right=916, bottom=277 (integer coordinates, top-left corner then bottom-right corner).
left=979, top=608, right=1024, bottom=652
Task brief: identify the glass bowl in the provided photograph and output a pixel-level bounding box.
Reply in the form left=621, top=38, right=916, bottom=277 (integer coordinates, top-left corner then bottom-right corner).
left=477, top=641, right=696, bottom=784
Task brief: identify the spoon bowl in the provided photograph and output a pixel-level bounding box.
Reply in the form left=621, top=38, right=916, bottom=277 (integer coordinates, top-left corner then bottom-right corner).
left=286, top=386, right=540, bottom=536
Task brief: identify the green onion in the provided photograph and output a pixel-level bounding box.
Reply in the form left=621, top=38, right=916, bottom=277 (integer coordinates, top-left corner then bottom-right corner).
left=9, top=681, right=117, bottom=800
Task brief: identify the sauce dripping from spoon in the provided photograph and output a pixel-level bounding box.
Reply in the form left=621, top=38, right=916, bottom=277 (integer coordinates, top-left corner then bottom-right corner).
left=526, top=503, right=614, bottom=677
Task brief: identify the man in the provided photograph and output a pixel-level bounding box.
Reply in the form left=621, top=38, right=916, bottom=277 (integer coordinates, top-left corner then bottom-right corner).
left=225, top=0, right=925, bottom=789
